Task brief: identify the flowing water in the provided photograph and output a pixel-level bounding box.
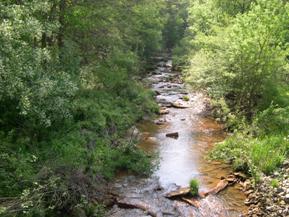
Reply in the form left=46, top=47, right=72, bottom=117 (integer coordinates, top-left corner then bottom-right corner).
left=107, top=56, right=248, bottom=217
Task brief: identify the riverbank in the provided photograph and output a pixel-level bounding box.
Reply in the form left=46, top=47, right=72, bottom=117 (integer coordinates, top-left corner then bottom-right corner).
left=245, top=160, right=289, bottom=217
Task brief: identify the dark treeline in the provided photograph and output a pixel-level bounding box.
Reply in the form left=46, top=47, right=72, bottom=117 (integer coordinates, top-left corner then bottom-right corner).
left=0, top=1, right=187, bottom=216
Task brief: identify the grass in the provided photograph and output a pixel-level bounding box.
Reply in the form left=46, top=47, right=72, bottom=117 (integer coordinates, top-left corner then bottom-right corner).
left=189, top=179, right=199, bottom=196
left=183, top=95, right=190, bottom=101
left=270, top=179, right=279, bottom=188
left=209, top=102, right=289, bottom=181
left=211, top=133, right=288, bottom=180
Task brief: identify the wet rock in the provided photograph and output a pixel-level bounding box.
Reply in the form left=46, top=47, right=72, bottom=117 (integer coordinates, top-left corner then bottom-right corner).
left=206, top=179, right=229, bottom=195
left=181, top=197, right=200, bottom=208
left=165, top=187, right=191, bottom=198
left=165, top=132, right=179, bottom=139
left=234, top=172, right=247, bottom=181
left=154, top=119, right=167, bottom=125
left=172, top=100, right=190, bottom=109
left=155, top=90, right=161, bottom=95
left=117, top=198, right=163, bottom=217
left=158, top=108, right=169, bottom=115
left=146, top=137, right=158, bottom=143
left=173, top=201, right=196, bottom=217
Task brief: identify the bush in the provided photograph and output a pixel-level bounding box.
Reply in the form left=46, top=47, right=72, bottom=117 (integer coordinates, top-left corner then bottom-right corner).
left=189, top=179, right=199, bottom=196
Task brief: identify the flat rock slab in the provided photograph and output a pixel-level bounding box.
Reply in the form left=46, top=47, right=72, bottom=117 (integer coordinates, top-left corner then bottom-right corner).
left=165, top=187, right=190, bottom=198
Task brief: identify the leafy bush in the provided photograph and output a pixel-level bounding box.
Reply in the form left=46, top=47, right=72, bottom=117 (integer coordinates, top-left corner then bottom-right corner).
left=0, top=0, right=165, bottom=216
left=176, top=0, right=289, bottom=181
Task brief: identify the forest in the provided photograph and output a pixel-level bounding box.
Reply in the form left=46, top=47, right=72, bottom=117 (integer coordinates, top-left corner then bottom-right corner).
left=0, top=0, right=288, bottom=217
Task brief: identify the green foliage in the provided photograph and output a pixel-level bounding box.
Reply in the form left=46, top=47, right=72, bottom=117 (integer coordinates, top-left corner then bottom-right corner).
left=178, top=0, right=289, bottom=115
left=163, top=0, right=189, bottom=49
left=183, top=95, right=190, bottom=101
left=270, top=179, right=279, bottom=188
left=0, top=0, right=165, bottom=216
left=177, top=0, right=289, bottom=180
left=211, top=131, right=288, bottom=177
left=189, top=179, right=199, bottom=196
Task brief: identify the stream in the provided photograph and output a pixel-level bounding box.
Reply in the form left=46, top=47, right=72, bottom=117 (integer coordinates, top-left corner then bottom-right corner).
left=106, top=56, right=248, bottom=217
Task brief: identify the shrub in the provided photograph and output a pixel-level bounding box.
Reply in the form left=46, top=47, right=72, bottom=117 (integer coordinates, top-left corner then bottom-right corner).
left=189, top=179, right=199, bottom=196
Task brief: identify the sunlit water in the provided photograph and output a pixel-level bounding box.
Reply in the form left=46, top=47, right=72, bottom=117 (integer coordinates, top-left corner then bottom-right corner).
left=138, top=59, right=247, bottom=215
left=109, top=57, right=248, bottom=217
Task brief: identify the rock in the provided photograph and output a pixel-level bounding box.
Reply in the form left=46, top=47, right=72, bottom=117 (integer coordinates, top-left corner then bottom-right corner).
left=205, top=179, right=229, bottom=195
left=165, top=63, right=172, bottom=68
left=146, top=137, right=158, bottom=143
left=155, top=90, right=161, bottom=95
left=226, top=177, right=237, bottom=183
left=284, top=194, right=289, bottom=204
left=158, top=108, right=169, bottom=115
left=245, top=190, right=254, bottom=196
left=245, top=199, right=252, bottom=206
left=166, top=132, right=179, bottom=138
left=117, top=198, right=162, bottom=217
left=154, top=119, right=167, bottom=125
left=172, top=101, right=190, bottom=109
left=275, top=187, right=284, bottom=194
left=165, top=187, right=191, bottom=198
left=233, top=172, right=247, bottom=180
left=181, top=197, right=200, bottom=208
left=173, top=201, right=196, bottom=217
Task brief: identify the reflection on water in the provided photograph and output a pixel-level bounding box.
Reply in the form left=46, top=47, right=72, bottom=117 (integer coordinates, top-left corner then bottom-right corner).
left=112, top=57, right=248, bottom=217
left=137, top=95, right=247, bottom=214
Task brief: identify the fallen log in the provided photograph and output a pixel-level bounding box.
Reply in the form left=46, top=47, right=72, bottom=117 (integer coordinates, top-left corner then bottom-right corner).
left=117, top=198, right=163, bottom=217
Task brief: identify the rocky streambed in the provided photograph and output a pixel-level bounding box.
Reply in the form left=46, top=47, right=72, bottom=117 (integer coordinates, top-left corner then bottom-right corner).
left=106, top=55, right=249, bottom=217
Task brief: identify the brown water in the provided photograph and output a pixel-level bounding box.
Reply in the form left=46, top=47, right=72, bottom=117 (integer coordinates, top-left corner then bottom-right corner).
left=107, top=57, right=248, bottom=217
